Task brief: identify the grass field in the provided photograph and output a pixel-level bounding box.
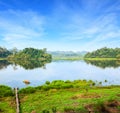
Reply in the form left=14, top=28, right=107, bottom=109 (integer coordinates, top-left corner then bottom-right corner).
left=19, top=86, right=120, bottom=113
left=0, top=80, right=120, bottom=113
left=0, top=85, right=16, bottom=113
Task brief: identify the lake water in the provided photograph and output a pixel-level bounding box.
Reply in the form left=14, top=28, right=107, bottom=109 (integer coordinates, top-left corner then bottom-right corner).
left=0, top=60, right=120, bottom=88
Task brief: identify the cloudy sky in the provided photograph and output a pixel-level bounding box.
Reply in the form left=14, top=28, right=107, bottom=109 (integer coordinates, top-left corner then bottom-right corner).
left=0, top=0, right=120, bottom=51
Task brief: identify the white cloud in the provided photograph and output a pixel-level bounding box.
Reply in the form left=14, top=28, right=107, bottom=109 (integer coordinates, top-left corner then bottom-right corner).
left=0, top=9, right=45, bottom=48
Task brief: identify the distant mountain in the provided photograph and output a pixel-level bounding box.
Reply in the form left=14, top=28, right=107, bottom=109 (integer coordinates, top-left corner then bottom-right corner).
left=48, top=51, right=88, bottom=57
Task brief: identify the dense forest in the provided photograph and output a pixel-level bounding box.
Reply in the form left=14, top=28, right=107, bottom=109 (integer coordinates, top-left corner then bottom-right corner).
left=8, top=48, right=52, bottom=61
left=0, top=47, right=52, bottom=61
left=0, top=47, right=12, bottom=58
left=84, top=47, right=120, bottom=59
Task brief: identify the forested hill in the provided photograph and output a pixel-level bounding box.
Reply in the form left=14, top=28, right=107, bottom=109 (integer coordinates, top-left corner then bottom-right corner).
left=84, top=47, right=120, bottom=58
left=8, top=48, right=52, bottom=61
left=0, top=47, right=11, bottom=58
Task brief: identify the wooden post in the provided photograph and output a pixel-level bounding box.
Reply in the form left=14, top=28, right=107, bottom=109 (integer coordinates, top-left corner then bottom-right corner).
left=15, top=87, right=20, bottom=113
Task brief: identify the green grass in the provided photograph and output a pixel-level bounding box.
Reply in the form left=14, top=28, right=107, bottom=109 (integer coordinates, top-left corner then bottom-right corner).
left=18, top=80, right=120, bottom=113
left=84, top=58, right=117, bottom=61
left=0, top=85, right=16, bottom=113
left=0, top=58, right=7, bottom=60
left=52, top=56, right=83, bottom=61
left=0, top=97, right=16, bottom=113
left=1, top=81, right=120, bottom=113
left=19, top=86, right=120, bottom=113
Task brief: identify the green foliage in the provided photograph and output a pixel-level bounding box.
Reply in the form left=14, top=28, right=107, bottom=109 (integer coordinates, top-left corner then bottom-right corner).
left=8, top=47, right=52, bottom=62
left=19, top=80, right=95, bottom=93
left=52, top=107, right=57, bottom=113
left=42, top=110, right=50, bottom=113
left=84, top=47, right=120, bottom=58
left=45, top=81, right=50, bottom=85
left=64, top=106, right=74, bottom=112
left=0, top=85, right=14, bottom=97
left=19, top=83, right=120, bottom=112
left=19, top=87, right=36, bottom=94
left=0, top=47, right=12, bottom=58
left=116, top=54, right=120, bottom=59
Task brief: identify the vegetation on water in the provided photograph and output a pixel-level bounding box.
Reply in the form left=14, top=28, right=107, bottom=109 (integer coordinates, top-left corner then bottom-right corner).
left=1, top=80, right=120, bottom=113
left=84, top=47, right=120, bottom=59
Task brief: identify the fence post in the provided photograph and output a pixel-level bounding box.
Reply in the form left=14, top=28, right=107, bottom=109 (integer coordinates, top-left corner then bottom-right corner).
left=15, top=87, right=20, bottom=113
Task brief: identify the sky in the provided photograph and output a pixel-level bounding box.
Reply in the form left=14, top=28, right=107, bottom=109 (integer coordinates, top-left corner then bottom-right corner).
left=0, top=0, right=120, bottom=51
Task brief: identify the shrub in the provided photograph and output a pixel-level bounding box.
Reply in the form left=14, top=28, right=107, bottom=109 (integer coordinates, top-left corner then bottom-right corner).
left=65, top=80, right=71, bottom=83
left=41, top=85, right=51, bottom=91
left=19, top=87, right=36, bottom=94
left=45, top=81, right=50, bottom=85
left=61, top=84, right=73, bottom=89
left=35, top=86, right=42, bottom=90
left=0, top=85, right=14, bottom=97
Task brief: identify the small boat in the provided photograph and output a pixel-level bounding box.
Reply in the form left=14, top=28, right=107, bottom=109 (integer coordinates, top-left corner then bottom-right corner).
left=23, top=80, right=30, bottom=84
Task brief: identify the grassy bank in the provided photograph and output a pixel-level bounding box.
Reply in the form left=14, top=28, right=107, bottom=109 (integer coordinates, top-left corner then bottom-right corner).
left=0, top=85, right=16, bottom=113
left=84, top=58, right=118, bottom=61
left=18, top=80, right=120, bottom=113
left=0, top=58, right=7, bottom=60
left=52, top=56, right=83, bottom=61
left=0, top=80, right=120, bottom=113
left=19, top=86, right=120, bottom=113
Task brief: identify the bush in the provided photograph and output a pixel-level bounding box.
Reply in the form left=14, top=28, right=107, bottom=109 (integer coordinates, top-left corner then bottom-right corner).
left=65, top=80, right=71, bottom=83
left=41, top=85, right=51, bottom=91
left=45, top=81, right=50, bottom=85
left=61, top=84, right=73, bottom=89
left=19, top=87, right=36, bottom=94
left=0, top=85, right=14, bottom=97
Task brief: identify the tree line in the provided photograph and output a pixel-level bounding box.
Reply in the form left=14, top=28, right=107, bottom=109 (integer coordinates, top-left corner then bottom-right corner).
left=84, top=47, right=120, bottom=59
left=0, top=47, right=52, bottom=61
left=0, top=47, right=12, bottom=58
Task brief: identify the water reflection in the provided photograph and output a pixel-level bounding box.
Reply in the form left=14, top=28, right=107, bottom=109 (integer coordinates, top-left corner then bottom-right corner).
left=0, top=60, right=51, bottom=70
left=0, top=60, right=120, bottom=88
left=9, top=60, right=51, bottom=70
left=85, top=60, right=120, bottom=69
left=0, top=60, right=11, bottom=70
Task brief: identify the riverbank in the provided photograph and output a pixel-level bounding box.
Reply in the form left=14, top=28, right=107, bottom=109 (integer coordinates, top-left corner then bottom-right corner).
left=52, top=56, right=83, bottom=61
left=0, top=80, right=120, bottom=113
left=0, top=58, right=7, bottom=60
left=84, top=58, right=118, bottom=61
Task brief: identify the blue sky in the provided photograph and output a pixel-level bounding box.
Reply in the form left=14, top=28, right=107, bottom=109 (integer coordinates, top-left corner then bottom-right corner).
left=0, top=0, right=120, bottom=51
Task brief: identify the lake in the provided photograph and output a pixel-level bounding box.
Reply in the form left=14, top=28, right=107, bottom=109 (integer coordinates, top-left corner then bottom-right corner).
left=0, top=60, right=120, bottom=88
